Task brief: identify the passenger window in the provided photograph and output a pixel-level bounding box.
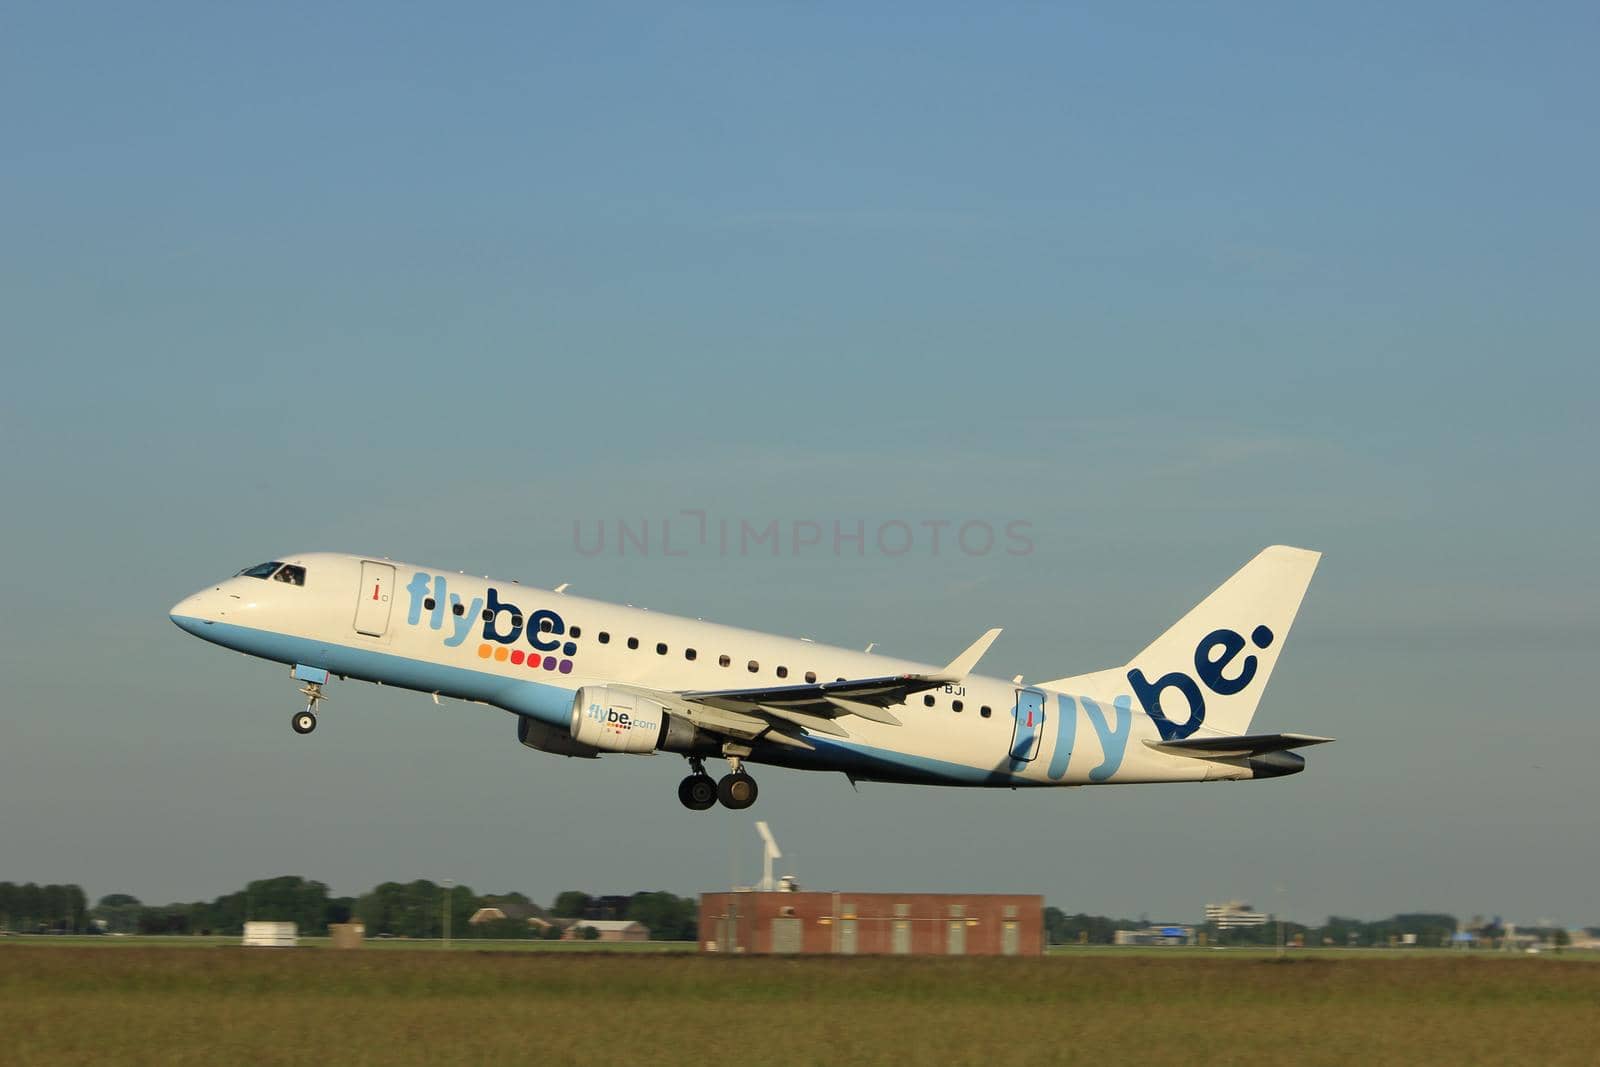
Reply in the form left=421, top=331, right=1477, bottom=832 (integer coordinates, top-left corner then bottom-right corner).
left=923, top=695, right=935, bottom=707
left=980, top=706, right=992, bottom=718
left=776, top=666, right=788, bottom=679
left=452, top=601, right=464, bottom=616
left=598, top=632, right=610, bottom=644
left=570, top=626, right=582, bottom=638
left=424, top=597, right=436, bottom=611
left=952, top=700, right=963, bottom=713
left=482, top=609, right=493, bottom=622
left=685, top=649, right=697, bottom=661
left=236, top=561, right=283, bottom=580
left=656, top=642, right=668, bottom=655
left=272, top=564, right=306, bottom=586
left=627, top=637, right=639, bottom=650
left=719, top=655, right=731, bottom=667
left=511, top=614, right=523, bottom=628
left=747, top=660, right=760, bottom=673
left=805, top=671, right=817, bottom=684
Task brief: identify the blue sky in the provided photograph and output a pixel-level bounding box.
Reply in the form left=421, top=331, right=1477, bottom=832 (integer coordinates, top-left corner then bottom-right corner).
left=2, top=2, right=1596, bottom=925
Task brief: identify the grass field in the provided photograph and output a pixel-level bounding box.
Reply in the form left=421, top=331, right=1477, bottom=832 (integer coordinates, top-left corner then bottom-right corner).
left=6, top=943, right=1600, bottom=1065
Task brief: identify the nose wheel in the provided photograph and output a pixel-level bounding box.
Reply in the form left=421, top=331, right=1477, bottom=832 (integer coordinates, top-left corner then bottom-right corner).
left=293, top=679, right=327, bottom=736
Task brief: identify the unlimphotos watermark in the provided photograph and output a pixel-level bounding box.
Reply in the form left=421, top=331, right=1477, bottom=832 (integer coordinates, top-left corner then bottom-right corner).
left=571, top=512, right=1034, bottom=558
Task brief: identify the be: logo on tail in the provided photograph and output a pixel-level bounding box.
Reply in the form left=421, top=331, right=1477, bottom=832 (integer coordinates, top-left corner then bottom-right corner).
left=1128, top=625, right=1274, bottom=740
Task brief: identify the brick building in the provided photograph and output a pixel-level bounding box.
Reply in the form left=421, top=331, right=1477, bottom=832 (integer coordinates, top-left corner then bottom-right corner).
left=699, top=892, right=1043, bottom=956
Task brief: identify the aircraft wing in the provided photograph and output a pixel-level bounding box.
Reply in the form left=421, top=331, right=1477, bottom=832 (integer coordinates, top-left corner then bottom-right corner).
left=618, top=628, right=1002, bottom=750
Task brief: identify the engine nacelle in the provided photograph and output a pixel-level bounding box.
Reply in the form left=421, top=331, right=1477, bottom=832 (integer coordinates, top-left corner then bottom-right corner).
left=568, top=685, right=710, bottom=754
left=517, top=715, right=601, bottom=759
left=570, top=686, right=669, bottom=753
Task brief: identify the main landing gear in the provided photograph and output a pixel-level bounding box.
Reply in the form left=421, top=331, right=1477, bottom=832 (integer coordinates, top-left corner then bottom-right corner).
left=293, top=680, right=326, bottom=735
left=678, top=755, right=759, bottom=812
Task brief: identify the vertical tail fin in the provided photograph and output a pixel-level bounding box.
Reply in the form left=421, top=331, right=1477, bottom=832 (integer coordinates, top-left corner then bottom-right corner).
left=1040, top=546, right=1321, bottom=739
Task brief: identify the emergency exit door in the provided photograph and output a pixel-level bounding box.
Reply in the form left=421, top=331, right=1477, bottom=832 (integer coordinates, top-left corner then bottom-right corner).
left=1010, top=688, right=1046, bottom=762
left=354, top=561, right=395, bottom=637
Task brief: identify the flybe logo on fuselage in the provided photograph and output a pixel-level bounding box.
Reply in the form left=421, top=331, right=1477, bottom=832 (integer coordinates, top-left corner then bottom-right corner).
left=404, top=572, right=578, bottom=675
left=1127, top=625, right=1274, bottom=740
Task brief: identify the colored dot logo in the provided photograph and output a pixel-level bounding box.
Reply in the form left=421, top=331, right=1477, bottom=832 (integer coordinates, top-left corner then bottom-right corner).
left=478, top=644, right=573, bottom=674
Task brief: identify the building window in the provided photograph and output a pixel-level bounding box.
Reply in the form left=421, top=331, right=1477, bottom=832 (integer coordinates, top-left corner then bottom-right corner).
left=776, top=666, right=788, bottom=679
left=685, top=648, right=697, bottom=661
left=805, top=671, right=817, bottom=684
left=952, top=700, right=963, bottom=712
left=719, top=654, right=731, bottom=667
left=598, top=631, right=610, bottom=644
left=627, top=637, right=639, bottom=650
left=923, top=695, right=935, bottom=707
left=748, top=660, right=760, bottom=673
left=980, top=706, right=992, bottom=718
left=656, top=642, right=668, bottom=655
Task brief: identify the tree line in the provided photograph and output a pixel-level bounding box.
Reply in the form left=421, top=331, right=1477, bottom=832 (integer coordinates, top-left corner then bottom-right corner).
left=4, top=882, right=1578, bottom=948
left=1043, top=908, right=1582, bottom=948
left=1, top=879, right=699, bottom=940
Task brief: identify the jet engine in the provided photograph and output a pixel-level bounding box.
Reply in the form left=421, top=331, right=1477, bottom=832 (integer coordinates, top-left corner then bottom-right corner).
left=567, top=685, right=709, bottom=754
left=517, top=715, right=601, bottom=759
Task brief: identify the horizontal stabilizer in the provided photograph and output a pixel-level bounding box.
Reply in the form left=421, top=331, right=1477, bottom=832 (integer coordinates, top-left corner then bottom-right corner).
left=1145, top=732, right=1334, bottom=759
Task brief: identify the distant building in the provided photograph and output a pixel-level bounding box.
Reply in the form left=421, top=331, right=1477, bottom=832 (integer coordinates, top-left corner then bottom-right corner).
left=1114, top=925, right=1195, bottom=946
left=242, top=921, right=297, bottom=948
left=468, top=907, right=508, bottom=926
left=568, top=920, right=651, bottom=942
left=700, top=892, right=1042, bottom=956
left=1205, top=901, right=1269, bottom=928
left=583, top=896, right=636, bottom=921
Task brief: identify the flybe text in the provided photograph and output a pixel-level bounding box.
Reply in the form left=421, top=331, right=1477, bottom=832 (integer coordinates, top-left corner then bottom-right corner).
left=403, top=573, right=580, bottom=663
left=1127, top=624, right=1274, bottom=740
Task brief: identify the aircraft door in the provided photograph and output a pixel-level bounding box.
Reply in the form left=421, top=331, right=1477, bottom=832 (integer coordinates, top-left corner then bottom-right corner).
left=354, top=561, right=396, bottom=637
left=1009, top=688, right=1046, bottom=762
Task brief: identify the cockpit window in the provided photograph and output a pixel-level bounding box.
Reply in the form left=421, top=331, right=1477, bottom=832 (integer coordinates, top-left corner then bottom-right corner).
left=273, top=564, right=307, bottom=586
left=236, top=561, right=283, bottom=579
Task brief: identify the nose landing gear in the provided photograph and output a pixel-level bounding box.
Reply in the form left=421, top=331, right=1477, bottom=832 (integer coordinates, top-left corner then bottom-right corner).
left=293, top=679, right=327, bottom=735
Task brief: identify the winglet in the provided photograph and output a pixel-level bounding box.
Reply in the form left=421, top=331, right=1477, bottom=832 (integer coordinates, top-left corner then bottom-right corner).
left=937, top=628, right=1002, bottom=680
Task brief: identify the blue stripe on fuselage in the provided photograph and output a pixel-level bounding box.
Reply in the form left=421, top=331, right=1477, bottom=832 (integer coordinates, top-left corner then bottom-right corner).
left=169, top=617, right=577, bottom=726
left=751, top=735, right=1045, bottom=788
left=171, top=616, right=1032, bottom=787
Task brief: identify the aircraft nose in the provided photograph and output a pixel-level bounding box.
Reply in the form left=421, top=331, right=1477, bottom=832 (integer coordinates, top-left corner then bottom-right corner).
left=169, top=592, right=213, bottom=634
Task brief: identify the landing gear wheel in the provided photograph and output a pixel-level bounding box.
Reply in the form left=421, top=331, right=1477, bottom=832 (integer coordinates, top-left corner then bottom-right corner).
left=292, top=711, right=318, bottom=735
left=717, top=773, right=758, bottom=810
left=678, top=775, right=717, bottom=811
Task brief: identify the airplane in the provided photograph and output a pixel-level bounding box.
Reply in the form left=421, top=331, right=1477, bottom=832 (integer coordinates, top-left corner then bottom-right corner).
left=169, top=545, right=1329, bottom=811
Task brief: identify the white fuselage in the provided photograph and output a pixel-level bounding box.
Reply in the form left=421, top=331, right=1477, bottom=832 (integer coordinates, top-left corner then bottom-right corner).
left=170, top=552, right=1278, bottom=789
